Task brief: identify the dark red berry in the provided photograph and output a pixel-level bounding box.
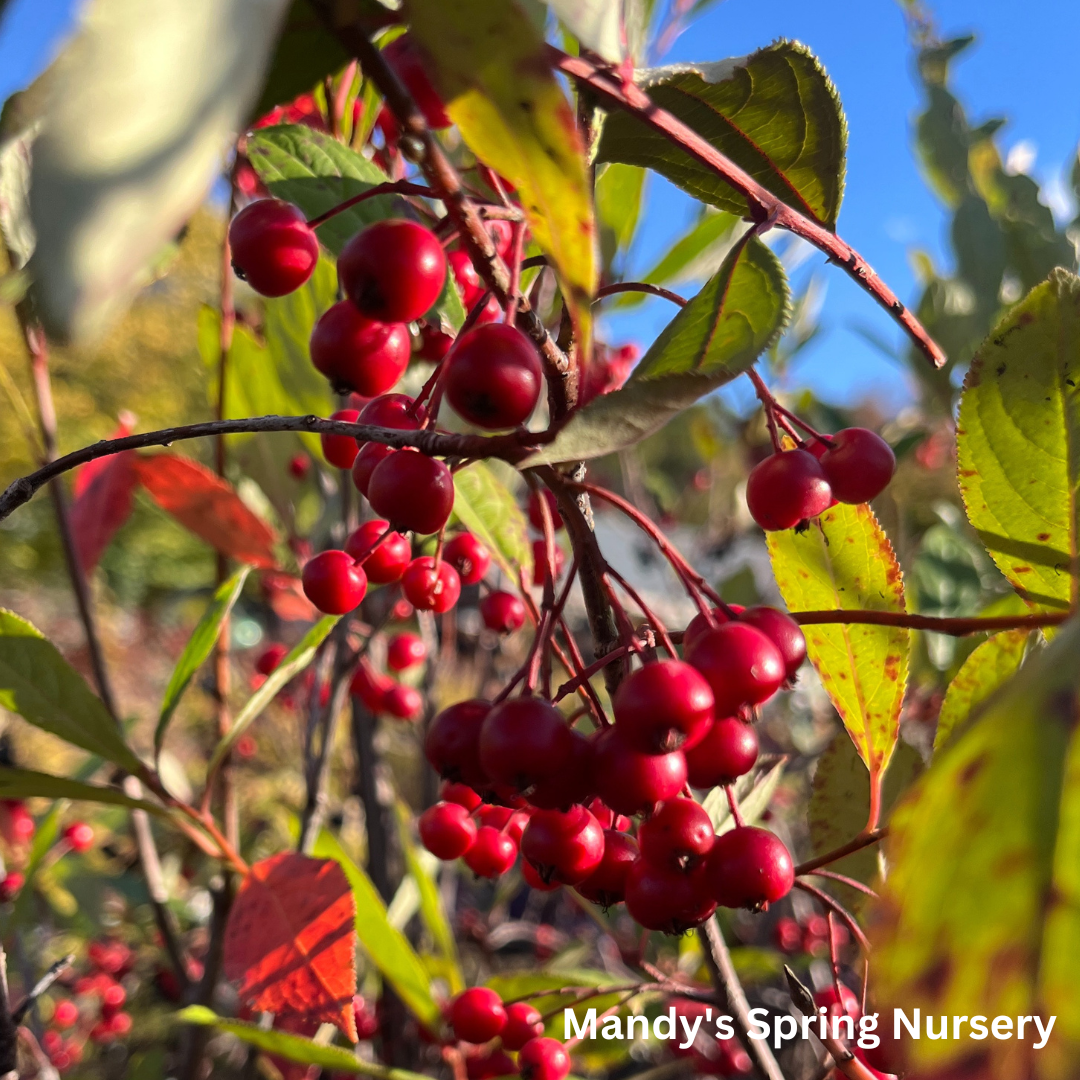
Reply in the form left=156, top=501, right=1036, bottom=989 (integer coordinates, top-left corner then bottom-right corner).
left=402, top=557, right=461, bottom=612
left=450, top=987, right=507, bottom=1044
left=521, top=805, right=604, bottom=885
left=502, top=1002, right=545, bottom=1051
left=441, top=780, right=482, bottom=811
left=339, top=220, right=447, bottom=324
left=444, top=532, right=491, bottom=585
left=288, top=453, right=310, bottom=480
left=592, top=728, right=687, bottom=816
left=351, top=662, right=392, bottom=712
left=229, top=199, right=319, bottom=296
left=480, top=590, right=526, bottom=633
left=518, top=1037, right=571, bottom=1080
left=682, top=605, right=743, bottom=654
left=383, top=684, right=423, bottom=720
left=624, top=859, right=716, bottom=934
left=445, top=323, right=543, bottom=429
left=820, top=427, right=896, bottom=504
left=703, top=826, right=794, bottom=909
left=522, top=858, right=561, bottom=892
left=0, top=871, right=23, bottom=902
left=463, top=826, right=517, bottom=878
left=419, top=802, right=477, bottom=860
left=64, top=821, right=94, bottom=853
left=745, top=449, right=832, bottom=531
left=686, top=623, right=785, bottom=716
left=527, top=728, right=593, bottom=810
left=388, top=632, right=426, bottom=671
left=310, top=301, right=410, bottom=396
left=532, top=540, right=565, bottom=587
left=467, top=1049, right=518, bottom=1080
left=353, top=995, right=379, bottom=1041
left=684, top=717, right=759, bottom=789
left=356, top=393, right=425, bottom=445
left=576, top=830, right=639, bottom=907
left=479, top=698, right=574, bottom=793
left=255, top=643, right=288, bottom=676
left=301, top=550, right=367, bottom=614
left=344, top=520, right=411, bottom=584
left=351, top=442, right=396, bottom=496
left=527, top=489, right=563, bottom=531
left=638, top=798, right=715, bottom=871
left=614, top=660, right=715, bottom=753
left=368, top=451, right=455, bottom=535
left=382, top=35, right=451, bottom=129
left=739, top=606, right=806, bottom=681
left=417, top=323, right=454, bottom=361
left=425, top=700, right=490, bottom=788
left=321, top=408, right=361, bottom=469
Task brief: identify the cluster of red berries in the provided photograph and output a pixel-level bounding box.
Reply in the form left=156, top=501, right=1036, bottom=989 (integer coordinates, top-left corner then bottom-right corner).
left=745, top=427, right=896, bottom=532
left=0, top=815, right=94, bottom=902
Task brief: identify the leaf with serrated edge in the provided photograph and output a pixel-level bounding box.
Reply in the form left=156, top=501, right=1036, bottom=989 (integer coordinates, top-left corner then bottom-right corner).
left=871, top=615, right=1080, bottom=1073
left=0, top=611, right=142, bottom=771
left=523, top=234, right=788, bottom=466
left=703, top=757, right=786, bottom=835
left=0, top=767, right=169, bottom=818
left=597, top=41, right=846, bottom=228
left=768, top=504, right=909, bottom=780
left=451, top=462, right=533, bottom=584
left=957, top=268, right=1080, bottom=614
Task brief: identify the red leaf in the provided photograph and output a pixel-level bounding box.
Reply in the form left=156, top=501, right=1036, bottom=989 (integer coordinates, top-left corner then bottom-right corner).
left=261, top=571, right=319, bottom=623
left=224, top=853, right=358, bottom=1041
left=133, top=454, right=278, bottom=569
left=69, top=452, right=139, bottom=573
left=73, top=412, right=136, bottom=498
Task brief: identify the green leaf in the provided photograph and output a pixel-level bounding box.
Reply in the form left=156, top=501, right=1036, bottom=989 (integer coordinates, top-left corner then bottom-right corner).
left=595, top=163, right=646, bottom=266
left=0, top=767, right=169, bottom=818
left=178, top=1006, right=429, bottom=1079
left=156, top=566, right=251, bottom=759
left=596, top=42, right=846, bottom=228
left=871, top=615, right=1080, bottom=1073
left=957, top=269, right=1080, bottom=614
left=703, top=757, right=786, bottom=835
left=523, top=233, right=788, bottom=466
left=933, top=629, right=1029, bottom=752
left=0, top=610, right=142, bottom=772
left=26, top=0, right=291, bottom=341
left=313, top=830, right=442, bottom=1030
left=207, top=616, right=339, bottom=777
left=451, top=462, right=533, bottom=584
left=767, top=505, right=909, bottom=783
left=542, top=0, right=625, bottom=63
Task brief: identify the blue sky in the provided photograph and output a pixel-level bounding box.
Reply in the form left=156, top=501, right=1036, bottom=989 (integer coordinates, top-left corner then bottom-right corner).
left=2, top=0, right=1078, bottom=412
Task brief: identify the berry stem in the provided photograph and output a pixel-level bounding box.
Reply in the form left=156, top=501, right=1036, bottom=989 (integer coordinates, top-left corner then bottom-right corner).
left=724, top=784, right=746, bottom=828
left=748, top=368, right=783, bottom=452
left=603, top=563, right=677, bottom=657
left=304, top=180, right=434, bottom=228
left=793, top=880, right=870, bottom=953
left=799, top=869, right=879, bottom=898
left=794, top=828, right=889, bottom=875
left=593, top=281, right=689, bottom=308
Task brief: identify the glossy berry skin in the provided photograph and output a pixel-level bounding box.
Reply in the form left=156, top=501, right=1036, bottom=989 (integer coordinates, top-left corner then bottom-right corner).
left=479, top=698, right=574, bottom=793
left=684, top=718, right=759, bottom=789
left=0, top=871, right=23, bottom=902
left=419, top=802, right=477, bottom=860
left=310, top=301, right=410, bottom=396
left=444, top=532, right=491, bottom=585
left=820, top=427, right=896, bottom=504
left=382, top=34, right=451, bottom=129
left=402, top=557, right=461, bottom=612
left=502, top=1002, right=545, bottom=1051
left=463, top=826, right=517, bottom=878
left=521, top=806, right=604, bottom=886
left=446, top=324, right=543, bottom=429
left=682, top=605, right=743, bottom=654
left=686, top=623, right=786, bottom=716
left=64, top=821, right=94, bottom=853
left=614, top=660, right=715, bottom=753
left=425, top=700, right=490, bottom=788
left=576, top=831, right=639, bottom=907
left=321, top=408, right=361, bottom=469
left=301, top=550, right=368, bottom=614
left=745, top=449, right=832, bottom=531
left=703, top=826, right=794, bottom=910
left=449, top=249, right=485, bottom=308
left=450, top=987, right=507, bottom=1044
left=527, top=489, right=563, bottom=532
left=638, top=798, right=714, bottom=871
left=339, top=220, right=447, bottom=324
left=592, top=728, right=687, bottom=817
left=480, top=590, right=526, bottom=633
left=255, top=643, right=288, bottom=676
left=351, top=443, right=396, bottom=496
left=441, top=780, right=482, bottom=811
left=739, top=606, right=806, bottom=681
left=388, top=632, right=426, bottom=671
left=368, top=452, right=455, bottom=535
left=624, top=859, right=717, bottom=934
left=229, top=199, right=319, bottom=297
left=344, top=520, right=411, bottom=584
left=383, top=684, right=423, bottom=720
left=518, top=1038, right=571, bottom=1080
left=526, top=729, right=593, bottom=810
left=356, top=393, right=425, bottom=446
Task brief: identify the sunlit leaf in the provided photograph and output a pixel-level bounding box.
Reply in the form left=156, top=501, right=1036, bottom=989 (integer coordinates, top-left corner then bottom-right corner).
left=703, top=757, right=786, bottom=835
left=0, top=767, right=168, bottom=817
left=68, top=452, right=139, bottom=573
left=451, top=462, right=533, bottom=584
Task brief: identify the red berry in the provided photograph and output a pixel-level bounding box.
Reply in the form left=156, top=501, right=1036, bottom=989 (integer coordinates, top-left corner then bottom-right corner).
left=521, top=806, right=604, bottom=886
left=686, top=623, right=785, bottom=716
left=819, top=428, right=896, bottom=504
left=445, top=324, right=543, bottom=430
left=229, top=199, right=319, bottom=297
left=463, top=826, right=517, bottom=878
left=321, top=408, right=361, bottom=469
left=353, top=995, right=380, bottom=1040
left=235, top=734, right=257, bottom=758
left=774, top=916, right=803, bottom=953
left=467, top=1049, right=518, bottom=1080
left=638, top=798, right=715, bottom=871
left=681, top=605, right=744, bottom=654
left=419, top=802, right=477, bottom=860
left=480, top=590, right=526, bottom=634
left=288, top=453, right=310, bottom=480
left=382, top=34, right=451, bottom=129
left=684, top=717, right=759, bottom=788
left=310, top=301, right=410, bottom=396
left=527, top=489, right=563, bottom=532
left=53, top=1000, right=78, bottom=1028
left=479, top=698, right=574, bottom=793
left=402, top=557, right=461, bottom=612
left=417, top=323, right=454, bottom=361
left=614, top=660, right=715, bottom=754
left=526, top=729, right=593, bottom=810
left=522, top=859, right=559, bottom=893
left=0, top=871, right=23, bottom=901
left=444, top=533, right=491, bottom=585
left=532, top=541, right=566, bottom=587
left=624, top=859, right=716, bottom=933
left=703, top=826, right=794, bottom=909
left=388, top=632, right=426, bottom=671
left=345, top=520, right=411, bottom=584
left=256, top=643, right=288, bottom=676
left=301, top=549, right=368, bottom=614
left=383, top=683, right=423, bottom=720
left=745, top=449, right=832, bottom=531
left=502, top=1002, right=545, bottom=1051
left=592, top=728, right=687, bottom=816
left=339, top=220, right=447, bottom=323
left=441, top=780, right=482, bottom=811
left=814, top=984, right=860, bottom=1021
left=64, top=821, right=94, bottom=853
left=351, top=662, right=392, bottom=712
left=356, top=393, right=425, bottom=446
left=108, top=1011, right=132, bottom=1035
left=450, top=987, right=507, bottom=1044
left=449, top=249, right=485, bottom=308
left=101, top=980, right=126, bottom=1014
left=476, top=805, right=513, bottom=831
left=518, top=1037, right=571, bottom=1080
left=425, top=700, right=490, bottom=788
left=351, top=442, right=396, bottom=496
left=576, top=830, right=639, bottom=907
left=738, top=607, right=806, bottom=682
left=368, top=452, right=455, bottom=535
left=42, top=1031, right=63, bottom=1055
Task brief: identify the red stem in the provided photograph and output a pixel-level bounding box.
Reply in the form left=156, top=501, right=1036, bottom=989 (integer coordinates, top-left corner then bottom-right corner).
left=304, top=180, right=433, bottom=228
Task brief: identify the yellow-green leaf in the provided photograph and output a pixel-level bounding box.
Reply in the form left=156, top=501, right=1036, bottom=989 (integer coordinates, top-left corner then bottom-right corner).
left=451, top=462, right=532, bottom=584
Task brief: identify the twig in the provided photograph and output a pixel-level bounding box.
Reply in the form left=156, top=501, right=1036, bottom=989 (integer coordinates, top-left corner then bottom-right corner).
left=794, top=828, right=888, bottom=875
left=11, top=955, right=74, bottom=1024
left=793, top=880, right=870, bottom=953
left=785, top=967, right=880, bottom=1080
left=799, top=869, right=879, bottom=899
left=791, top=609, right=1067, bottom=635
left=594, top=281, right=688, bottom=307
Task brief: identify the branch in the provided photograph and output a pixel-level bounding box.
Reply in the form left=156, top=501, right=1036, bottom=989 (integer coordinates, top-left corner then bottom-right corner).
left=795, top=828, right=887, bottom=875
left=791, top=609, right=1067, bottom=635
left=552, top=49, right=946, bottom=370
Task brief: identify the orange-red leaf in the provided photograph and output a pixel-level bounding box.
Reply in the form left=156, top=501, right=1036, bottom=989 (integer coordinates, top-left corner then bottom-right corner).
left=261, top=571, right=319, bottom=623
left=224, top=853, right=358, bottom=1041
left=73, top=413, right=136, bottom=498
left=133, top=454, right=278, bottom=569
left=69, top=452, right=139, bottom=573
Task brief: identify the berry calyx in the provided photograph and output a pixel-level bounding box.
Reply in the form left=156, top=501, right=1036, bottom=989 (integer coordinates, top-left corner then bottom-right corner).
left=527, top=489, right=563, bottom=532
left=463, top=826, right=517, bottom=878
left=450, top=987, right=507, bottom=1044
left=576, top=830, right=639, bottom=907
left=623, top=859, right=716, bottom=934
left=228, top=199, right=319, bottom=297
left=614, top=659, right=715, bottom=753
left=387, top=632, right=426, bottom=671
left=368, top=452, right=455, bottom=535
left=301, top=550, right=368, bottom=614
left=344, top=520, right=411, bottom=584
left=63, top=821, right=94, bottom=853
left=419, top=802, right=477, bottom=860
left=502, top=1002, right=545, bottom=1051
left=425, top=700, right=490, bottom=788
left=703, top=826, right=794, bottom=910
left=402, top=557, right=462, bottom=612
left=445, top=323, right=543, bottom=430
left=480, top=590, right=526, bottom=634
left=638, top=798, right=715, bottom=870
left=339, top=220, right=447, bottom=324
left=686, top=623, right=786, bottom=716
left=745, top=449, right=832, bottom=531
left=444, top=532, right=491, bottom=585
left=321, top=408, right=362, bottom=469
left=591, top=728, right=687, bottom=816
left=819, top=427, right=896, bottom=504
left=310, top=301, right=410, bottom=396
left=684, top=717, right=759, bottom=789
left=479, top=698, right=575, bottom=793
left=518, top=1038, right=571, bottom=1080
left=521, top=805, right=604, bottom=885
left=382, top=35, right=451, bottom=129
